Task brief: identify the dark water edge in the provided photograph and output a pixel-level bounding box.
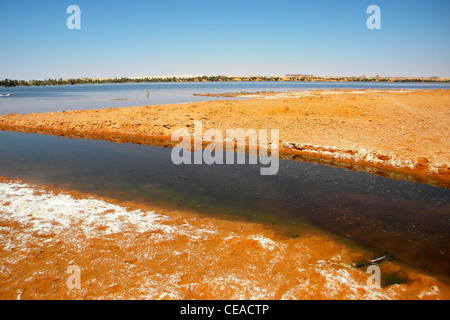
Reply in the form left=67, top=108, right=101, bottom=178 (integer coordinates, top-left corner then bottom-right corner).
left=0, top=130, right=449, bottom=278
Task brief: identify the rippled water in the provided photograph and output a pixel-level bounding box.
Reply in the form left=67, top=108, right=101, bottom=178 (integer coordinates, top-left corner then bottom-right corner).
left=0, top=131, right=449, bottom=278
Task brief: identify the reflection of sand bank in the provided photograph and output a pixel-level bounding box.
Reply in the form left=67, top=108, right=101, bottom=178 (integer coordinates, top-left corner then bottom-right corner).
left=0, top=177, right=448, bottom=300
left=1, top=89, right=448, bottom=187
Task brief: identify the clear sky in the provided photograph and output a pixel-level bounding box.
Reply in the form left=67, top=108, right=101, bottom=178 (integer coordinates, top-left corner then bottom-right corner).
left=1, top=0, right=449, bottom=80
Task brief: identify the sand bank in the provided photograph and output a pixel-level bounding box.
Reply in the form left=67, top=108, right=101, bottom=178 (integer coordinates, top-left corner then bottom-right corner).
left=0, top=89, right=448, bottom=187
left=1, top=177, right=449, bottom=300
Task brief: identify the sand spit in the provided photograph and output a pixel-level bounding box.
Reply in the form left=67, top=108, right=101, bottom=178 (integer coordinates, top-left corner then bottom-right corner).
left=0, top=89, right=448, bottom=187
left=0, top=177, right=449, bottom=300
left=193, top=89, right=397, bottom=99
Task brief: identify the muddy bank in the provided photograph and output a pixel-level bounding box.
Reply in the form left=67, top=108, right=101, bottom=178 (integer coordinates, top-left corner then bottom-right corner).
left=1, top=177, right=449, bottom=300
left=0, top=89, right=449, bottom=187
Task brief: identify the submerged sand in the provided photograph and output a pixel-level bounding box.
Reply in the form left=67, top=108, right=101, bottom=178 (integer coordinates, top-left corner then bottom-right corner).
left=1, top=178, right=449, bottom=300
left=0, top=89, right=449, bottom=186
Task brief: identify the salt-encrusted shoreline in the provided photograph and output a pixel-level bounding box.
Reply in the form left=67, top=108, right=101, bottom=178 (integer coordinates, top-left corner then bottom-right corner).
left=1, top=178, right=449, bottom=300
left=0, top=124, right=447, bottom=187
left=0, top=89, right=448, bottom=186
left=279, top=141, right=449, bottom=187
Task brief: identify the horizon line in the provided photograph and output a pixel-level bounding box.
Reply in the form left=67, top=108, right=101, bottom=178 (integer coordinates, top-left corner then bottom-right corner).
left=3, top=74, right=450, bottom=82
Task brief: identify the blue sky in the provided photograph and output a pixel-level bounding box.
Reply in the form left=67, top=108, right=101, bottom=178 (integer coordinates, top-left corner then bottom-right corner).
left=1, top=0, right=449, bottom=80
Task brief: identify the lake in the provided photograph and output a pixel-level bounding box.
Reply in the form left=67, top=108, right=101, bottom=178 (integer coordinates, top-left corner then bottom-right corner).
left=0, top=81, right=449, bottom=115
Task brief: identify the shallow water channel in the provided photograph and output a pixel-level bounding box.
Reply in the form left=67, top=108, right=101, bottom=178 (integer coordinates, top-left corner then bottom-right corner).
left=0, top=130, right=449, bottom=278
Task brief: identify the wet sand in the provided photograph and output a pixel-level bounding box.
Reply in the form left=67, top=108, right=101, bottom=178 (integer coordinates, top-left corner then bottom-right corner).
left=0, top=89, right=449, bottom=187
left=1, top=177, right=449, bottom=300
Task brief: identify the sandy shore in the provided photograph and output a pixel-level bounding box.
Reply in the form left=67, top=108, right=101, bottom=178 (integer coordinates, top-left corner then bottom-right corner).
left=1, top=89, right=450, bottom=299
left=1, top=177, right=449, bottom=300
left=0, top=89, right=449, bottom=187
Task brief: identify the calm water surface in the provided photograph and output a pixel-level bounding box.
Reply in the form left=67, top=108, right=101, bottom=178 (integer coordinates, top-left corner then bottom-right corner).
left=1, top=82, right=449, bottom=279
left=0, top=131, right=449, bottom=278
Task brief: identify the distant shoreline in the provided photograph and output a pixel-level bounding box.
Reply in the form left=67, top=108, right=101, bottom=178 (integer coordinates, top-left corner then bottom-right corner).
left=1, top=75, right=449, bottom=87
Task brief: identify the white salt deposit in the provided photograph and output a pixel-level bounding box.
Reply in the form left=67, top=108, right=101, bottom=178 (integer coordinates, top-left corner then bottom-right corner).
left=0, top=180, right=442, bottom=300
left=0, top=181, right=167, bottom=240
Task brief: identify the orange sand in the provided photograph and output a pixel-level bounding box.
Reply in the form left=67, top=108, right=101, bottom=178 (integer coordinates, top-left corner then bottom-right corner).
left=0, top=89, right=448, bottom=186
left=1, top=177, right=449, bottom=300
left=1, top=89, right=450, bottom=300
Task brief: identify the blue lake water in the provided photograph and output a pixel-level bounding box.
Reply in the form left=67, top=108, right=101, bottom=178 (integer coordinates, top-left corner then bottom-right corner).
left=0, top=81, right=449, bottom=115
